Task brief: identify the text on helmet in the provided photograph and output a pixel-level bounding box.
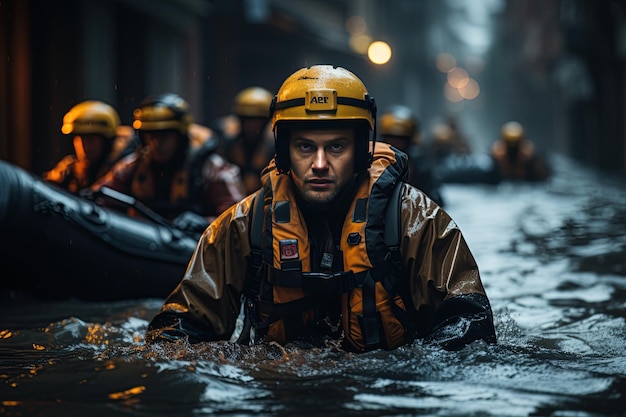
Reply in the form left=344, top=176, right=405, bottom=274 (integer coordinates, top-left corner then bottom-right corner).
left=305, top=89, right=338, bottom=111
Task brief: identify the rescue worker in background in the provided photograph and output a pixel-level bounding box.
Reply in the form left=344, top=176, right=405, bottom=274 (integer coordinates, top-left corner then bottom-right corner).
left=145, top=65, right=496, bottom=353
left=429, top=115, right=472, bottom=163
left=490, top=121, right=550, bottom=181
left=90, top=93, right=246, bottom=232
left=43, top=100, right=137, bottom=193
left=215, top=86, right=275, bottom=195
left=379, top=105, right=445, bottom=207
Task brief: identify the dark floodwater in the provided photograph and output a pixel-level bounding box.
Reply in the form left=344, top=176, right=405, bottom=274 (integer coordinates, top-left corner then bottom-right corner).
left=1, top=155, right=625, bottom=417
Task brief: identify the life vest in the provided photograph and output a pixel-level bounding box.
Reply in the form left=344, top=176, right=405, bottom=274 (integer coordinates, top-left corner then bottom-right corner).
left=242, top=143, right=414, bottom=352
left=130, top=149, right=190, bottom=204
left=491, top=139, right=536, bottom=180
left=129, top=135, right=218, bottom=217
left=44, top=155, right=112, bottom=194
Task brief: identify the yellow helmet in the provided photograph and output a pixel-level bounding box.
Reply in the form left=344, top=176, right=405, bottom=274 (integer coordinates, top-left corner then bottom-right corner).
left=61, top=100, right=120, bottom=139
left=501, top=121, right=524, bottom=143
left=379, top=105, right=418, bottom=139
left=233, top=87, right=273, bottom=118
left=270, top=65, right=377, bottom=173
left=132, top=93, right=192, bottom=135
left=432, top=123, right=453, bottom=143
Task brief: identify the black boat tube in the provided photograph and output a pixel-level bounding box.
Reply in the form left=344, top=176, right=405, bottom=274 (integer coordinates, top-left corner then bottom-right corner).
left=0, top=159, right=198, bottom=301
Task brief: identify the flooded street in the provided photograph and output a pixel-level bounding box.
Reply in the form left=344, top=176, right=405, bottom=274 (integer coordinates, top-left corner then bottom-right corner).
left=1, top=155, right=625, bottom=417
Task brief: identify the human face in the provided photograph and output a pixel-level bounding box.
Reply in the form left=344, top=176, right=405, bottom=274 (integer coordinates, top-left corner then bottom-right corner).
left=288, top=128, right=355, bottom=206
left=74, top=134, right=106, bottom=163
left=143, top=130, right=180, bottom=163
left=240, top=117, right=268, bottom=141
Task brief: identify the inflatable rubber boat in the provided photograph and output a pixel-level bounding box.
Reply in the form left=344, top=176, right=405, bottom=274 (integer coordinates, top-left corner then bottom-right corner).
left=0, top=159, right=198, bottom=301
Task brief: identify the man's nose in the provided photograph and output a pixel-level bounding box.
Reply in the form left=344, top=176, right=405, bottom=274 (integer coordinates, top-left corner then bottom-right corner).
left=312, top=149, right=328, bottom=170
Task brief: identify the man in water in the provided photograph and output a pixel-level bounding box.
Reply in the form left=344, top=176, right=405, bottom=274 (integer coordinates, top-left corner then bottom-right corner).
left=146, top=65, right=496, bottom=352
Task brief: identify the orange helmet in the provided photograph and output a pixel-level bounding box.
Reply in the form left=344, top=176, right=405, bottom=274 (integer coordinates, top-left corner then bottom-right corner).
left=61, top=100, right=120, bottom=139
left=379, top=105, right=418, bottom=139
left=233, top=87, right=273, bottom=118
left=270, top=65, right=377, bottom=173
left=132, top=93, right=192, bottom=135
left=500, top=121, right=524, bottom=143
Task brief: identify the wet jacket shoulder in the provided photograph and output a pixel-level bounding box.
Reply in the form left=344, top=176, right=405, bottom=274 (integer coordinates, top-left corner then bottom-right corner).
left=146, top=192, right=256, bottom=343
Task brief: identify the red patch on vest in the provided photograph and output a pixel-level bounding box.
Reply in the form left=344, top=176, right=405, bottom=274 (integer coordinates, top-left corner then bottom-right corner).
left=280, top=239, right=299, bottom=260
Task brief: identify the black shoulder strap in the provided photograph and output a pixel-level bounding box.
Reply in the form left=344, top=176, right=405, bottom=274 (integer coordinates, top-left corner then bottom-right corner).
left=360, top=179, right=404, bottom=348
left=237, top=188, right=266, bottom=345
left=384, top=180, right=403, bottom=249
left=249, top=187, right=265, bottom=252
left=243, top=187, right=265, bottom=300
left=379, top=179, right=404, bottom=292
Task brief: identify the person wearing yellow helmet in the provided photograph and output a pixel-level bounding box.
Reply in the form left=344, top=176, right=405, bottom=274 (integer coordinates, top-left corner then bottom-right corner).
left=379, top=105, right=445, bottom=207
left=146, top=65, right=496, bottom=353
left=429, top=114, right=472, bottom=163
left=215, top=86, right=276, bottom=195
left=43, top=100, right=137, bottom=193
left=90, top=93, right=246, bottom=231
left=490, top=121, right=550, bottom=181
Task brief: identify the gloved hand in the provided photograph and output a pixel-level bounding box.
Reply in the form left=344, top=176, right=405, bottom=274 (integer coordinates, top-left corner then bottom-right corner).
left=145, top=312, right=218, bottom=344
left=425, top=316, right=475, bottom=351
left=172, top=211, right=210, bottom=234
left=425, top=293, right=497, bottom=351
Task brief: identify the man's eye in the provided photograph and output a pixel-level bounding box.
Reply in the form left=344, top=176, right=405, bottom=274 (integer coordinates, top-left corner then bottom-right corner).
left=299, top=143, right=313, bottom=152
left=329, top=143, right=344, bottom=152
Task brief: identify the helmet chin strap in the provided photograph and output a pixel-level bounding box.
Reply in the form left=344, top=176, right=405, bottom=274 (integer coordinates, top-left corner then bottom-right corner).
left=368, top=97, right=378, bottom=169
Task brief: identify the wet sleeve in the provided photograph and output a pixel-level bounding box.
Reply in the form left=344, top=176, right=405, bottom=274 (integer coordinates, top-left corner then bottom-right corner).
left=400, top=184, right=496, bottom=349
left=145, top=195, right=254, bottom=344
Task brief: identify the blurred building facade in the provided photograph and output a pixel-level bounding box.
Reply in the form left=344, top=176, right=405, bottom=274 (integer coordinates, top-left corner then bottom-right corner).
left=2, top=0, right=626, bottom=175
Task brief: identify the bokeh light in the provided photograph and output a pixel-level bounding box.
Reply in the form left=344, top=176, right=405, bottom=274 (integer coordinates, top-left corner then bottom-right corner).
left=458, top=78, right=480, bottom=100
left=447, top=67, right=470, bottom=89
left=436, top=52, right=457, bottom=73
left=368, top=41, right=392, bottom=65
left=444, top=82, right=464, bottom=102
